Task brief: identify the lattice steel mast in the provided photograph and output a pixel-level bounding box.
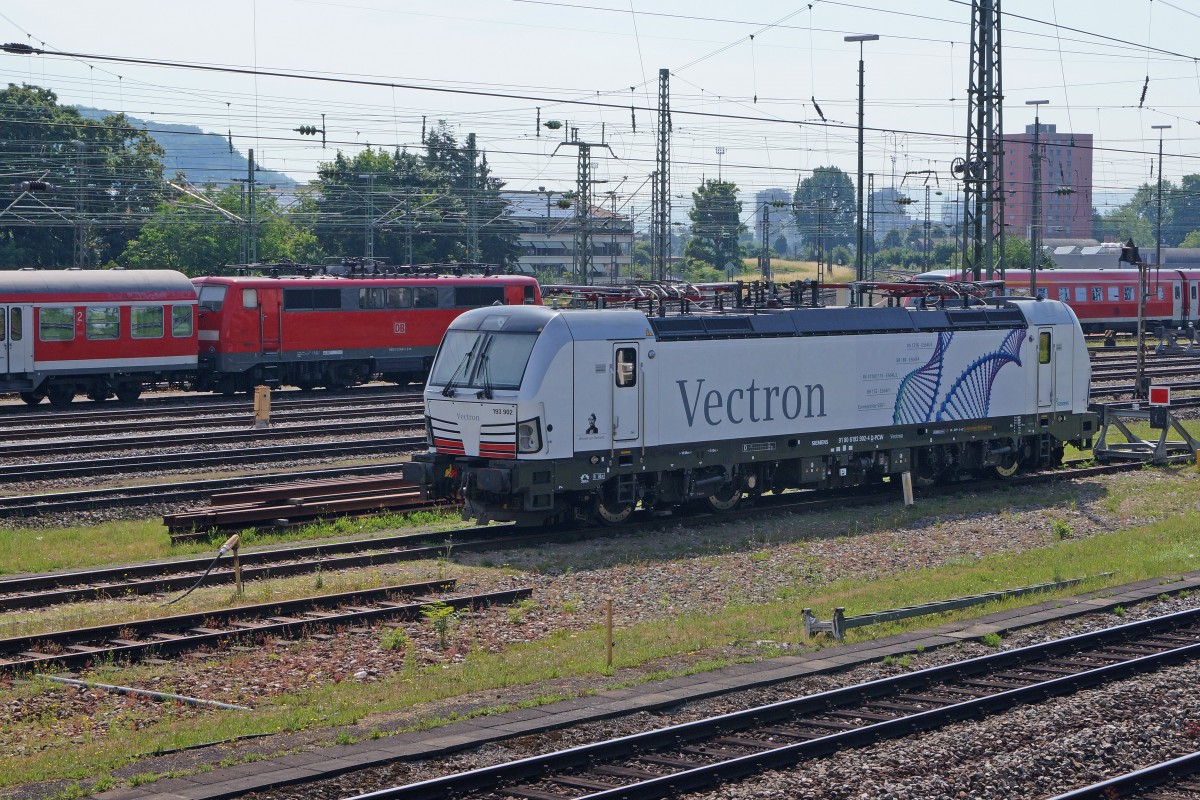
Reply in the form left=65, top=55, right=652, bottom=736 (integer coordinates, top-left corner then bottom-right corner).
left=652, top=68, right=671, bottom=282
left=955, top=0, right=1005, bottom=281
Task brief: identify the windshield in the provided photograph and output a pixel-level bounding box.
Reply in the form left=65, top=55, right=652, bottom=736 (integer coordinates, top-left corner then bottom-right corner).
left=197, top=284, right=227, bottom=311
left=429, top=330, right=537, bottom=391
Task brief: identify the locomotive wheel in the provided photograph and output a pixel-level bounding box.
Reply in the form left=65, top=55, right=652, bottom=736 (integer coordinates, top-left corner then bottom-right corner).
left=595, top=498, right=635, bottom=526
left=46, top=386, right=75, bottom=408
left=296, top=380, right=315, bottom=393
left=912, top=449, right=942, bottom=488
left=19, top=391, right=44, bottom=406
left=115, top=384, right=142, bottom=403
left=705, top=482, right=743, bottom=512
left=991, top=453, right=1020, bottom=479
left=87, top=389, right=111, bottom=403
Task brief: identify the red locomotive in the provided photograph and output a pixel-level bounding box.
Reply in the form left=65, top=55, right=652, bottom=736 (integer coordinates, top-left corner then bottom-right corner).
left=913, top=267, right=1198, bottom=333
left=0, top=269, right=198, bottom=407
left=192, top=274, right=541, bottom=393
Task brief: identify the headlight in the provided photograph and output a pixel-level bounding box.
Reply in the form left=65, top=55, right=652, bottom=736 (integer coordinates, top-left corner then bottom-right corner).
left=517, top=418, right=542, bottom=453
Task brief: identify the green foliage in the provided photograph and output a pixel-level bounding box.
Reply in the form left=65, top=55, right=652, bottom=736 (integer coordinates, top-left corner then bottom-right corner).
left=1052, top=519, right=1074, bottom=540
left=1113, top=605, right=1126, bottom=617
left=310, top=123, right=521, bottom=267
left=0, top=83, right=166, bottom=268
left=380, top=627, right=409, bottom=651
left=793, top=166, right=856, bottom=253
left=684, top=179, right=746, bottom=273
left=981, top=632, right=1003, bottom=648
left=421, top=601, right=459, bottom=649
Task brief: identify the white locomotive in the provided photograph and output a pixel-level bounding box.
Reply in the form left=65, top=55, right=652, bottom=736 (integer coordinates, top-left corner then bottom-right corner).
left=403, top=297, right=1098, bottom=526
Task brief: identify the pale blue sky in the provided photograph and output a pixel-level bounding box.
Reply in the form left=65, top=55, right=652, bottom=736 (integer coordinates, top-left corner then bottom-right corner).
left=1, top=1, right=1195, bottom=224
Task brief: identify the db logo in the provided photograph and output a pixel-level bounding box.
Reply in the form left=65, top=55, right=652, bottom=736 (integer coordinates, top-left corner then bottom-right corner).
left=393, top=322, right=407, bottom=335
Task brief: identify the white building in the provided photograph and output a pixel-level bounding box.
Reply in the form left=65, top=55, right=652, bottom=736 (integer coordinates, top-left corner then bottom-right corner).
left=502, top=191, right=633, bottom=281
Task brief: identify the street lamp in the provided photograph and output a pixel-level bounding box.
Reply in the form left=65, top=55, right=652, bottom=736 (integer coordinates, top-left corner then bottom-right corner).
left=1025, top=100, right=1049, bottom=298
left=715, top=147, right=727, bottom=182
left=845, top=33, right=879, bottom=287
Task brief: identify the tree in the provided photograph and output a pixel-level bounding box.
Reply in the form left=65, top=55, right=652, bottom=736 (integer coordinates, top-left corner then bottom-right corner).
left=684, top=179, right=745, bottom=274
left=1093, top=185, right=1158, bottom=248
left=772, top=234, right=789, bottom=256
left=120, top=185, right=324, bottom=274
left=1165, top=175, right=1200, bottom=247
left=793, top=166, right=856, bottom=253
left=0, top=83, right=166, bottom=267
left=310, top=123, right=521, bottom=268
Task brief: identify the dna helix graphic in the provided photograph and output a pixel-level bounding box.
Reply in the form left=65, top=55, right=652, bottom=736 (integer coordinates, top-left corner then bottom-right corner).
left=936, top=328, right=1025, bottom=421
left=893, top=332, right=952, bottom=424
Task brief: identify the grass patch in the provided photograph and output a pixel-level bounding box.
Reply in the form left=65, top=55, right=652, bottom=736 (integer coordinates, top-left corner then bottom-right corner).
left=0, top=507, right=463, bottom=577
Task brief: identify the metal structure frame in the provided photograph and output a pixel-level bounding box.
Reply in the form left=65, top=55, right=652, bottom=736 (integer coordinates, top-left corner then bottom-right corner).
left=959, top=0, right=1005, bottom=281
left=652, top=68, right=671, bottom=282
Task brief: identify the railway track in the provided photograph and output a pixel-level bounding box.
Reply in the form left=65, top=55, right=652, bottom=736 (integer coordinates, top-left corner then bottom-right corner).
left=0, top=460, right=1140, bottom=612
left=0, top=579, right=531, bottom=674
left=346, top=607, right=1200, bottom=800
left=0, top=416, right=422, bottom=458
left=1047, top=751, right=1200, bottom=799
left=0, top=435, right=425, bottom=482
left=0, top=399, right=421, bottom=443
left=0, top=461, right=411, bottom=520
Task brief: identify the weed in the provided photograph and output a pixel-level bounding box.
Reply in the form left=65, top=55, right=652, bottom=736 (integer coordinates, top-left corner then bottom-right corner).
left=981, top=633, right=1002, bottom=648
left=314, top=565, right=324, bottom=591
left=379, top=627, right=408, bottom=652
left=127, top=773, right=160, bottom=787
left=1113, top=605, right=1126, bottom=617
left=421, top=601, right=459, bottom=649
left=561, top=600, right=579, bottom=615
left=750, top=550, right=771, bottom=563
left=914, top=644, right=925, bottom=654
left=369, top=728, right=384, bottom=740
left=334, top=731, right=355, bottom=746
left=1052, top=519, right=1074, bottom=540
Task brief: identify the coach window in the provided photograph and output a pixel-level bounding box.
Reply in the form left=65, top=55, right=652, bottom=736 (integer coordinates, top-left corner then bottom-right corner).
left=172, top=305, right=193, bottom=337
left=1091, top=287, right=1102, bottom=302
left=1176, top=285, right=1182, bottom=300
left=131, top=306, right=164, bottom=339
left=414, top=287, right=438, bottom=308
left=615, top=347, right=637, bottom=388
left=386, top=287, right=412, bottom=308
left=1075, top=287, right=1086, bottom=303
left=39, top=307, right=74, bottom=341
left=1123, top=286, right=1135, bottom=301
left=86, top=306, right=120, bottom=340
left=1193, top=285, right=1198, bottom=301
left=1039, top=331, right=1052, bottom=365
left=1158, top=286, right=1165, bottom=301
left=10, top=308, right=21, bottom=342
left=242, top=289, right=258, bottom=310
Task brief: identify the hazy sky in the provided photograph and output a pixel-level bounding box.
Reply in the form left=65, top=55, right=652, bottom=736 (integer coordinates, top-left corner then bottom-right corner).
left=1, top=0, right=1195, bottom=227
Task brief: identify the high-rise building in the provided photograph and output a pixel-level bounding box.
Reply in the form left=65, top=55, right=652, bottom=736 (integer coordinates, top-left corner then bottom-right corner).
left=1004, top=123, right=1093, bottom=240
left=753, top=189, right=799, bottom=256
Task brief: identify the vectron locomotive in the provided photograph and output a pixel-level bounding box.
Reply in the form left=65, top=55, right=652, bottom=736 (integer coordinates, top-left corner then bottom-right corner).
left=404, top=297, right=1098, bottom=526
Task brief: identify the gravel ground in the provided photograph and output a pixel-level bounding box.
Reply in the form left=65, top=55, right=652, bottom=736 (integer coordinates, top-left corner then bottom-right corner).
left=5, top=466, right=1200, bottom=799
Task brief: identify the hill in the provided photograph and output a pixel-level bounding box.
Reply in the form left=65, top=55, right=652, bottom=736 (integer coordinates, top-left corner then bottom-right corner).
left=76, top=108, right=296, bottom=189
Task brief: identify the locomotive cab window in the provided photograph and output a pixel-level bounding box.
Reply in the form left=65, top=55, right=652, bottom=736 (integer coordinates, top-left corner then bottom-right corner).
left=172, top=305, right=193, bottom=337
left=39, top=307, right=74, bottom=342
left=197, top=285, right=226, bottom=311
left=131, top=306, right=164, bottom=339
left=11, top=308, right=22, bottom=342
left=615, top=347, right=637, bottom=388
left=242, top=289, right=258, bottom=310
left=86, top=306, right=120, bottom=340
left=359, top=288, right=387, bottom=309
left=1039, top=331, right=1052, bottom=364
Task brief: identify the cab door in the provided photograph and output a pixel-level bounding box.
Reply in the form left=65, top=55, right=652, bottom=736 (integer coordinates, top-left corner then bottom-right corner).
left=258, top=288, right=282, bottom=356
left=611, top=342, right=641, bottom=443
left=1037, top=328, right=1054, bottom=409
left=0, top=306, right=33, bottom=377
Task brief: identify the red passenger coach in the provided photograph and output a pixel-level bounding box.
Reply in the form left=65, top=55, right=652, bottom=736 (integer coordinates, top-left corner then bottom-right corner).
left=0, top=269, right=198, bottom=407
left=913, top=267, right=1199, bottom=333
left=193, top=274, right=541, bottom=393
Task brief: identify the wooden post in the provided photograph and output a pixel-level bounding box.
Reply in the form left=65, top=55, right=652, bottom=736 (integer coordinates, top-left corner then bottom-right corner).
left=901, top=471, right=915, bottom=507
left=223, top=534, right=243, bottom=595
left=605, top=595, right=614, bottom=670
left=253, top=385, right=271, bottom=429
